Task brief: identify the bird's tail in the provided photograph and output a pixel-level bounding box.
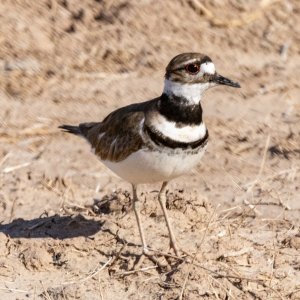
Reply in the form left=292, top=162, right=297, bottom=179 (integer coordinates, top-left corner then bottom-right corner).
left=58, top=124, right=81, bottom=135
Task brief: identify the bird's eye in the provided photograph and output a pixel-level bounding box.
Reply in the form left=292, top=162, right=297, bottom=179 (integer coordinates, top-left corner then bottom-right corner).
left=185, top=63, right=200, bottom=75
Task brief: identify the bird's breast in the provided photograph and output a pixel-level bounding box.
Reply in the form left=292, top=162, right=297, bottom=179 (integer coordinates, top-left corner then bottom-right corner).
left=101, top=144, right=207, bottom=184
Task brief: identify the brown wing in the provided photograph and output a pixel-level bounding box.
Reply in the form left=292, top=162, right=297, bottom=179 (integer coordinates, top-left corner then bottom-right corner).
left=79, top=99, right=157, bottom=162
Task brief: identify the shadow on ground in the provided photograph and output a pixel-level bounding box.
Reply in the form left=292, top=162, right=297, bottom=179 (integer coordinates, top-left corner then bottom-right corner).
left=0, top=214, right=104, bottom=239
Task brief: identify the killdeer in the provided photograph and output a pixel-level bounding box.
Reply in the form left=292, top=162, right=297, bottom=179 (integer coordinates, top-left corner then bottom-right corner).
left=59, top=52, right=240, bottom=257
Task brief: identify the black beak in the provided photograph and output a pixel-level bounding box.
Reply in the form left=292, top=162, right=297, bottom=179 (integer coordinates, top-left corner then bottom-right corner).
left=212, top=74, right=241, bottom=88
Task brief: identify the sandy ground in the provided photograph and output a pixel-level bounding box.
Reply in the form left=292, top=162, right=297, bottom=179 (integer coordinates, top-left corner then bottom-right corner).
left=0, top=0, right=300, bottom=299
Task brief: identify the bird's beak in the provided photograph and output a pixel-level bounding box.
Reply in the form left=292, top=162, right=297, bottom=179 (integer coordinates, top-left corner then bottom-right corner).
left=211, top=73, right=241, bottom=88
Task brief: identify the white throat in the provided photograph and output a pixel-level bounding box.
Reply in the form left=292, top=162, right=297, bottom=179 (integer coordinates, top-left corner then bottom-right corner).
left=163, top=79, right=210, bottom=104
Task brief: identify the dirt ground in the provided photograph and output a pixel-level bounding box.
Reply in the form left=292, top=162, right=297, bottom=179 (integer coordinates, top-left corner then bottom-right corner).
left=0, top=0, right=300, bottom=299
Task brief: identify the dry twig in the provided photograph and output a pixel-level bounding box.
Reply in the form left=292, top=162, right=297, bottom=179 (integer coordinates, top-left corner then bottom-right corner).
left=60, top=257, right=112, bottom=286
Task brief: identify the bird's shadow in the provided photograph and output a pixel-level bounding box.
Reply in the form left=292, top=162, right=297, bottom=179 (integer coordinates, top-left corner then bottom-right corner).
left=0, top=214, right=103, bottom=239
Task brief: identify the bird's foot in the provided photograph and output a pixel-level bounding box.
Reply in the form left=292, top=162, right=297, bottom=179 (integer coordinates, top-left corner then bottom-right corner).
left=170, top=241, right=181, bottom=257
left=132, top=247, right=171, bottom=271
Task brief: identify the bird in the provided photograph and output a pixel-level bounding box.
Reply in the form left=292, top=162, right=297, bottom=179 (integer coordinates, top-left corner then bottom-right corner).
left=59, top=52, right=240, bottom=258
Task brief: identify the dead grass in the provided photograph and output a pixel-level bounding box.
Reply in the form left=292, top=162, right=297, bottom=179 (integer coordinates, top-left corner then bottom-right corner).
left=0, top=0, right=299, bottom=299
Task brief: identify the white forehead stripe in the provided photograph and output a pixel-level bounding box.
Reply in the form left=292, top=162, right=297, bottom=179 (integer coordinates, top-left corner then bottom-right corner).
left=200, top=62, right=215, bottom=75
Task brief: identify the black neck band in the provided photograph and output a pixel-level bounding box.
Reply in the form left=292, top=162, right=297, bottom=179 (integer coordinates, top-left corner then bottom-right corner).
left=145, top=125, right=209, bottom=150
left=158, top=93, right=203, bottom=126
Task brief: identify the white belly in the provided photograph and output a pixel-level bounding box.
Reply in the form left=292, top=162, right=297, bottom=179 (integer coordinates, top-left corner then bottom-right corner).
left=101, top=147, right=207, bottom=184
